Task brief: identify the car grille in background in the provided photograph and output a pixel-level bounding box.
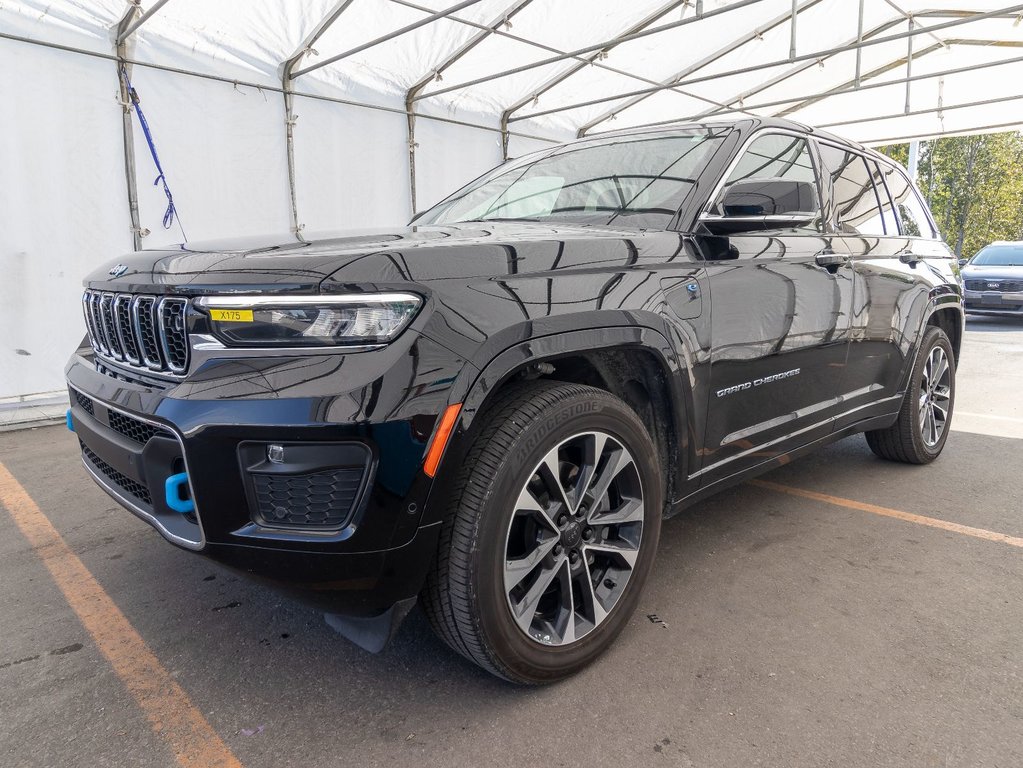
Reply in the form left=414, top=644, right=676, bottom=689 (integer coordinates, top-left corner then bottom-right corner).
left=965, top=279, right=1023, bottom=292
left=252, top=469, right=364, bottom=529
left=82, top=290, right=189, bottom=375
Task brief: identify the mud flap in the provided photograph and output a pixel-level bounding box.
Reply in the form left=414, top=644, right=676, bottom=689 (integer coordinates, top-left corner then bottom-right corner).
left=323, top=596, right=418, bottom=653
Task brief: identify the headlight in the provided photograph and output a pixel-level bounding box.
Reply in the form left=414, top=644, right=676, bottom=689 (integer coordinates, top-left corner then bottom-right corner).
left=196, top=293, right=422, bottom=347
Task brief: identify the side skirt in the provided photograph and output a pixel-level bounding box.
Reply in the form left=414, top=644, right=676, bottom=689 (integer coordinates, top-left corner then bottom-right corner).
left=667, top=412, right=898, bottom=517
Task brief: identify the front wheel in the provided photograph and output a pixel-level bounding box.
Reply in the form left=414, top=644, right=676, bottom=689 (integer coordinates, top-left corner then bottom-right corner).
left=421, top=381, right=662, bottom=684
left=865, top=326, right=956, bottom=464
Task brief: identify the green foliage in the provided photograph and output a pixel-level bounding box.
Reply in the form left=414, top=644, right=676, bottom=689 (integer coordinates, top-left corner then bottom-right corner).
left=875, top=133, right=1023, bottom=257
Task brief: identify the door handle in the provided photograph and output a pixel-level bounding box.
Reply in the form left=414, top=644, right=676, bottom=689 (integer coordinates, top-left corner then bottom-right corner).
left=897, top=250, right=919, bottom=265
left=814, top=249, right=847, bottom=268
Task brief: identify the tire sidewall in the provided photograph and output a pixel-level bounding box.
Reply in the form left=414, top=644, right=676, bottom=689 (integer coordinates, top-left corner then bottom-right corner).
left=468, top=391, right=662, bottom=683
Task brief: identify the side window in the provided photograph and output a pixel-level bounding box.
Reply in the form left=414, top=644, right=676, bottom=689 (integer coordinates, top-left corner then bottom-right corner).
left=711, top=133, right=822, bottom=232
left=869, top=161, right=899, bottom=235
left=883, top=165, right=937, bottom=239
left=817, top=144, right=885, bottom=236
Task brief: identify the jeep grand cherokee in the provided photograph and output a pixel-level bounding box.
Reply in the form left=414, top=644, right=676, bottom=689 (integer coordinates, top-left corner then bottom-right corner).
left=65, top=118, right=963, bottom=684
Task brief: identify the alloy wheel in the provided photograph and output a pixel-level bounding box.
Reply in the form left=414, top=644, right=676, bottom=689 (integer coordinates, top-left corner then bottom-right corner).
left=919, top=346, right=952, bottom=447
left=502, top=431, right=644, bottom=647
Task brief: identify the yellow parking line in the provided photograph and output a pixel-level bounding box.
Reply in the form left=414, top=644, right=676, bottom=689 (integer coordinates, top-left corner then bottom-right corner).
left=751, top=479, right=1023, bottom=548
left=0, top=461, right=242, bottom=768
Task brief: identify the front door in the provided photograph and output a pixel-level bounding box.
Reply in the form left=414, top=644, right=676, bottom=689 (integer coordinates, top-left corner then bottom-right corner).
left=698, top=132, right=853, bottom=479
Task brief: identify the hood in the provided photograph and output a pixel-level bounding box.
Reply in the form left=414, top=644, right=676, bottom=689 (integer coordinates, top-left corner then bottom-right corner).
left=961, top=263, right=1023, bottom=280
left=84, top=222, right=656, bottom=294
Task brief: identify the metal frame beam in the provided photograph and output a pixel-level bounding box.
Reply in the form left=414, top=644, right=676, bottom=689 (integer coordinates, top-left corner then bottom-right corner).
left=0, top=30, right=562, bottom=146
left=864, top=117, right=1023, bottom=145
left=291, top=0, right=484, bottom=79
left=406, top=0, right=535, bottom=211
left=391, top=0, right=740, bottom=155
left=281, top=0, right=358, bottom=235
left=816, top=92, right=1023, bottom=131
left=575, top=0, right=826, bottom=137
left=508, top=5, right=1023, bottom=124
left=499, top=0, right=689, bottom=157
left=116, top=0, right=173, bottom=45
left=587, top=43, right=1023, bottom=136
left=688, top=14, right=916, bottom=123
left=413, top=0, right=767, bottom=102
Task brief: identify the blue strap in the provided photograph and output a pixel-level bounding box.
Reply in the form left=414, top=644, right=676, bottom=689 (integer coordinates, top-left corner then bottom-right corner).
left=119, top=66, right=185, bottom=237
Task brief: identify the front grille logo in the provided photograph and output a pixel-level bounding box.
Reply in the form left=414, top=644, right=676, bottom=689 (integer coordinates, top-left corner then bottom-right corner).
left=987, top=282, right=1000, bottom=290
left=108, top=264, right=128, bottom=277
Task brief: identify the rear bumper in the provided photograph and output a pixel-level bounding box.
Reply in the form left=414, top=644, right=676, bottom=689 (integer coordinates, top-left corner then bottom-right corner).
left=65, top=349, right=453, bottom=617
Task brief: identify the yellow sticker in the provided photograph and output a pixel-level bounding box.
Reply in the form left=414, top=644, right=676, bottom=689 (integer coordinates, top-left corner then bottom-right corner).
left=209, top=308, right=254, bottom=323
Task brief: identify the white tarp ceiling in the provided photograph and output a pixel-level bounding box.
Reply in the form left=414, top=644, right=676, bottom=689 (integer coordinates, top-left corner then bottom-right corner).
left=2, top=0, right=1022, bottom=404
left=6, top=0, right=1022, bottom=142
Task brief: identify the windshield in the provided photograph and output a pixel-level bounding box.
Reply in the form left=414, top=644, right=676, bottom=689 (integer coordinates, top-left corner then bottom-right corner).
left=971, top=244, right=1023, bottom=266
left=414, top=128, right=729, bottom=229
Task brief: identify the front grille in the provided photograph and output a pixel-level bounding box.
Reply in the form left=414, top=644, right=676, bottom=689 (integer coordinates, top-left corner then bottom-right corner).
left=71, top=389, right=95, bottom=416
left=252, top=469, right=364, bottom=529
left=108, top=410, right=171, bottom=445
left=82, top=290, right=190, bottom=376
left=966, top=279, right=1023, bottom=292
left=82, top=443, right=152, bottom=505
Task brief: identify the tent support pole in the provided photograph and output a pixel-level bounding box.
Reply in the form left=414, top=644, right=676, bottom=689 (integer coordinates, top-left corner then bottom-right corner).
left=905, top=16, right=914, bottom=113
left=116, top=0, right=174, bottom=45
left=405, top=0, right=534, bottom=211
left=908, top=141, right=920, bottom=178
left=280, top=0, right=358, bottom=236
left=855, top=0, right=865, bottom=85
left=114, top=5, right=144, bottom=251
left=790, top=0, right=798, bottom=59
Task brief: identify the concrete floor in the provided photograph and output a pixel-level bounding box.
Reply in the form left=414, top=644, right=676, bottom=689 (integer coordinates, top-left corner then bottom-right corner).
left=1, top=315, right=1021, bottom=768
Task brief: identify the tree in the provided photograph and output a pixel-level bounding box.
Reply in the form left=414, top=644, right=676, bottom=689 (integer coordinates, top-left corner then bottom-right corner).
left=875, top=132, right=1023, bottom=257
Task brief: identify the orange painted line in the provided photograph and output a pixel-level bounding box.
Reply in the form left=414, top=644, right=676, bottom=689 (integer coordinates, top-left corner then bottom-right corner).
left=0, top=461, right=242, bottom=768
left=751, top=479, right=1023, bottom=549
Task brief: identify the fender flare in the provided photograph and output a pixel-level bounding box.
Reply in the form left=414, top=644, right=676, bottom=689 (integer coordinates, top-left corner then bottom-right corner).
left=419, top=324, right=693, bottom=526
left=897, top=285, right=964, bottom=394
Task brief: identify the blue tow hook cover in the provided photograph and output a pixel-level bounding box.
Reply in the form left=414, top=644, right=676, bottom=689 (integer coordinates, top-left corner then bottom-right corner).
left=165, top=473, right=195, bottom=514
left=66, top=408, right=75, bottom=432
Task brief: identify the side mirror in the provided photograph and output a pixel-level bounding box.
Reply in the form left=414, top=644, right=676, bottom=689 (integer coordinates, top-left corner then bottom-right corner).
left=958, top=258, right=969, bottom=267
left=701, top=178, right=818, bottom=235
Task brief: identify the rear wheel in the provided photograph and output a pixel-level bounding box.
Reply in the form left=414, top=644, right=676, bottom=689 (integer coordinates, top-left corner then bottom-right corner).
left=421, top=381, right=662, bottom=684
left=865, top=326, right=956, bottom=464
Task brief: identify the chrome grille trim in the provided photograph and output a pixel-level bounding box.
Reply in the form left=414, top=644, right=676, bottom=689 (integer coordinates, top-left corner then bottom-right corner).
left=114, top=294, right=142, bottom=365
left=99, top=294, right=123, bottom=360
left=82, top=290, right=190, bottom=377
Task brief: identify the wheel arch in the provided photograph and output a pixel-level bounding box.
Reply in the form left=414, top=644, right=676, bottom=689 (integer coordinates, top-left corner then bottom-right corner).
left=424, top=326, right=692, bottom=524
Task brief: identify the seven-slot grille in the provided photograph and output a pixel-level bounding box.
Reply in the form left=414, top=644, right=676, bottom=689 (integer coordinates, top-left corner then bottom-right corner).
left=82, top=290, right=189, bottom=375
left=965, top=279, right=1023, bottom=293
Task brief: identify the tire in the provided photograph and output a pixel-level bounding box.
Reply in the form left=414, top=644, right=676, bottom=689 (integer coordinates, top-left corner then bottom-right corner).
left=865, top=326, right=956, bottom=464
left=421, top=380, right=663, bottom=684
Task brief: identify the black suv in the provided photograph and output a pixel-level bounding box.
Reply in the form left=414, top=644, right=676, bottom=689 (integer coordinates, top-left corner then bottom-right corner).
left=66, top=118, right=962, bottom=684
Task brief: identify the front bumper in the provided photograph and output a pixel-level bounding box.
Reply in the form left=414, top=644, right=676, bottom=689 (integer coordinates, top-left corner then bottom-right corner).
left=964, top=289, right=1023, bottom=314
left=65, top=340, right=461, bottom=617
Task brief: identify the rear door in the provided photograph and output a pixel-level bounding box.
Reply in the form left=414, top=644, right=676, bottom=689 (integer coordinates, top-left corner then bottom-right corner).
left=698, top=131, right=853, bottom=479
left=819, top=144, right=948, bottom=427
